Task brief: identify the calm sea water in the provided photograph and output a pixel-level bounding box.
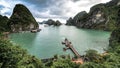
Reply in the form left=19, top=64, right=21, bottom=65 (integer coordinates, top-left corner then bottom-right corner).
left=9, top=25, right=111, bottom=59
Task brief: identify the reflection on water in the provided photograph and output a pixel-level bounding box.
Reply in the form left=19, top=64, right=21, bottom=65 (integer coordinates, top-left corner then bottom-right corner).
left=9, top=25, right=111, bottom=59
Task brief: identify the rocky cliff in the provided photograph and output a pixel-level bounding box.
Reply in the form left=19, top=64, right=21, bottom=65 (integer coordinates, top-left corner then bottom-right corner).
left=0, top=15, right=9, bottom=32
left=8, top=4, right=39, bottom=32
left=109, top=8, right=120, bottom=48
left=66, top=11, right=87, bottom=26
left=66, top=0, right=120, bottom=31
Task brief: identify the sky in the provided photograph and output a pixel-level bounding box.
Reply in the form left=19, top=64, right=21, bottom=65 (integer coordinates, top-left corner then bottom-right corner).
left=0, top=0, right=111, bottom=23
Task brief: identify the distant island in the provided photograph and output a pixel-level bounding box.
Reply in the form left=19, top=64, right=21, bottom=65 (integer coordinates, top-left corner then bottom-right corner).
left=39, top=19, right=62, bottom=26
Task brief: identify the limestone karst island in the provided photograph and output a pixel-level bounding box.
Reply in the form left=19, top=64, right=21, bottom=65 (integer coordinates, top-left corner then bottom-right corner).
left=0, top=0, right=120, bottom=68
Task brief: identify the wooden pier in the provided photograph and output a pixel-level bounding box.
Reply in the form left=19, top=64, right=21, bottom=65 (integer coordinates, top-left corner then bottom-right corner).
left=62, top=38, right=83, bottom=64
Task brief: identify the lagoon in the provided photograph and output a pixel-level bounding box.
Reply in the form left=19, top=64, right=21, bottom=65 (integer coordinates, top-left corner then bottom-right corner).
left=9, top=25, right=111, bottom=59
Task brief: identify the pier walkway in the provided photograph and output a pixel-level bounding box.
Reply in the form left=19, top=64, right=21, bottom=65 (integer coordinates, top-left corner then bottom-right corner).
left=62, top=38, right=83, bottom=64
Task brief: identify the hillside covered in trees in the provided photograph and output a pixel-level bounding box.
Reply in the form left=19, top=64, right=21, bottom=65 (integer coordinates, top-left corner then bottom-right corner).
left=66, top=0, right=120, bottom=31
left=1, top=4, right=39, bottom=33
left=8, top=4, right=39, bottom=32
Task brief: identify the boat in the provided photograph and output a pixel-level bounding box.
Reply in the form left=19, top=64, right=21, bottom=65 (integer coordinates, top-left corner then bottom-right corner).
left=31, top=29, right=41, bottom=33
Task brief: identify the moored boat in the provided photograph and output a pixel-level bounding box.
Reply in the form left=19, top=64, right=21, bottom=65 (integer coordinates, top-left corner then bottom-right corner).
left=31, top=29, right=41, bottom=33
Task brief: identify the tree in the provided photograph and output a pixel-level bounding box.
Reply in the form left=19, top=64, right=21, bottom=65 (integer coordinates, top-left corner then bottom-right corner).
left=51, top=59, right=79, bottom=68
left=85, top=49, right=103, bottom=63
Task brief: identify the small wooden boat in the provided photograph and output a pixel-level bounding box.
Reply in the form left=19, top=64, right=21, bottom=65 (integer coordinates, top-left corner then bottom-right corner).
left=31, top=29, right=41, bottom=33
left=31, top=30, right=37, bottom=33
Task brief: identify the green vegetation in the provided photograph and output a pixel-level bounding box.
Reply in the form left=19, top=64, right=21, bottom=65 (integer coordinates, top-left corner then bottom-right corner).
left=51, top=59, right=79, bottom=68
left=109, top=7, right=120, bottom=48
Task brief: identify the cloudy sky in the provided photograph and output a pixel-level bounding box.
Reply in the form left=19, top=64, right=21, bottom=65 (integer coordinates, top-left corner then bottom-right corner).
left=0, top=0, right=111, bottom=23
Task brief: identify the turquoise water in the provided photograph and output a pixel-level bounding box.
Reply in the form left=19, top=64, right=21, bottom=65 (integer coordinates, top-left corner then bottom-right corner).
left=9, top=25, right=111, bottom=59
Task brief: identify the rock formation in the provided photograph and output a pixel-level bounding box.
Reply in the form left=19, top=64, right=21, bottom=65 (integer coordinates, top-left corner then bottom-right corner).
left=0, top=15, right=9, bottom=32
left=66, top=0, right=120, bottom=31
left=8, top=4, right=39, bottom=32
left=45, top=19, right=62, bottom=26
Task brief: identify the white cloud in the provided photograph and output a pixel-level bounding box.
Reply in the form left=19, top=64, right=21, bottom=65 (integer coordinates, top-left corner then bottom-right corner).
left=0, top=0, right=30, bottom=17
left=35, top=0, right=111, bottom=23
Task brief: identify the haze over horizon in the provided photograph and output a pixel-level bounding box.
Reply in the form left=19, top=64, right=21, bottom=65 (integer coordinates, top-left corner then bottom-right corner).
left=0, top=0, right=111, bottom=23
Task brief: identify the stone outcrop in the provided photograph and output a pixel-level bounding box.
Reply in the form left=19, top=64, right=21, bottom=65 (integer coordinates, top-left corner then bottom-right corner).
left=66, top=0, right=120, bottom=31
left=0, top=15, right=9, bottom=32
left=8, top=4, right=39, bottom=32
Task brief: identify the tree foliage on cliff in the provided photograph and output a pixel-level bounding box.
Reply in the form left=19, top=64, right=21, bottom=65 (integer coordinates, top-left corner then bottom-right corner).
left=109, top=6, right=120, bottom=48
